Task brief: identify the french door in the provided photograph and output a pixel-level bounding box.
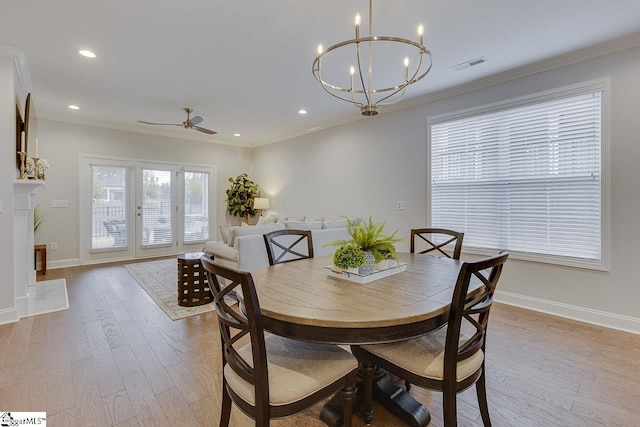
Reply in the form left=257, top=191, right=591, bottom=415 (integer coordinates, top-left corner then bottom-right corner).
left=80, top=155, right=214, bottom=264
left=135, top=163, right=177, bottom=257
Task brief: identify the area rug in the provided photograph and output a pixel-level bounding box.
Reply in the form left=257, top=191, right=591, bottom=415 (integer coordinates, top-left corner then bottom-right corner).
left=125, top=258, right=215, bottom=320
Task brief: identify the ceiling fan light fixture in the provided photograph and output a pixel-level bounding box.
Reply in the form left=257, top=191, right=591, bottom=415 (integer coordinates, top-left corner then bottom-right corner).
left=312, top=0, right=432, bottom=116
left=138, top=107, right=217, bottom=135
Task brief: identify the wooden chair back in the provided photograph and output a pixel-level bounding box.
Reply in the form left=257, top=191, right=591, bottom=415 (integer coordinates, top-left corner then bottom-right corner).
left=200, top=258, right=271, bottom=419
left=263, top=229, right=314, bottom=266
left=444, top=251, right=509, bottom=385
left=411, top=228, right=464, bottom=259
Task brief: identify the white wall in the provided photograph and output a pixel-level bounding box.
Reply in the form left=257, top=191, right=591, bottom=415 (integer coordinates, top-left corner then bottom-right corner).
left=254, top=46, right=640, bottom=331
left=0, top=56, right=16, bottom=321
left=34, top=119, right=254, bottom=267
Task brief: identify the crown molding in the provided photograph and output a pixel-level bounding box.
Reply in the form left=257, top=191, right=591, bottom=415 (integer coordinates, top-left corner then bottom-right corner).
left=383, top=32, right=640, bottom=115
left=0, top=44, right=32, bottom=104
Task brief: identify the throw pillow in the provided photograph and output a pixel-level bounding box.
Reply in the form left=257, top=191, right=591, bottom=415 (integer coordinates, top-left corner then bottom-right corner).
left=219, top=225, right=230, bottom=243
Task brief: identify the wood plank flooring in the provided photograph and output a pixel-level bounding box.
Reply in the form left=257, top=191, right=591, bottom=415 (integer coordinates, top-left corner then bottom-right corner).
left=1, top=261, right=639, bottom=426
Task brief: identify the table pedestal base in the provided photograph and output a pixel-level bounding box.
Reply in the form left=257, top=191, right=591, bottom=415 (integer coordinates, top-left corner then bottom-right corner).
left=319, top=369, right=430, bottom=427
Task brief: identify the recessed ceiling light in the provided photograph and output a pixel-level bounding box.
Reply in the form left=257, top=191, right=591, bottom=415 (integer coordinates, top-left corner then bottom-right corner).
left=234, top=133, right=241, bottom=137
left=68, top=105, right=80, bottom=110
left=79, top=50, right=96, bottom=58
left=298, top=109, right=307, bottom=115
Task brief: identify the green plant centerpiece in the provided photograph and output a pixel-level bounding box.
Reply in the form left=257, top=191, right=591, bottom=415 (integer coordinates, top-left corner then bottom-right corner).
left=327, top=217, right=403, bottom=275
left=226, top=173, right=259, bottom=223
left=333, top=243, right=366, bottom=271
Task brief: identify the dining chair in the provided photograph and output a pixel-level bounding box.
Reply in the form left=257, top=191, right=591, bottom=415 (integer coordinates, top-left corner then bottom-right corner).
left=201, top=257, right=358, bottom=427
left=411, top=228, right=464, bottom=260
left=263, top=229, right=314, bottom=266
left=351, top=251, right=509, bottom=427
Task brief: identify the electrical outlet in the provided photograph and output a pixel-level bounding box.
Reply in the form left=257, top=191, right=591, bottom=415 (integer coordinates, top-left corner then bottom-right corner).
left=396, top=201, right=405, bottom=210
left=51, top=242, right=58, bottom=251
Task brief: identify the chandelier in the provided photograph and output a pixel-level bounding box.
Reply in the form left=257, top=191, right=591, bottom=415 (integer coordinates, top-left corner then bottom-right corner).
left=312, top=0, right=432, bottom=116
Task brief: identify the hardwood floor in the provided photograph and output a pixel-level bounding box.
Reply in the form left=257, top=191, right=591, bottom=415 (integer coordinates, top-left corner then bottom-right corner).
left=1, top=262, right=640, bottom=426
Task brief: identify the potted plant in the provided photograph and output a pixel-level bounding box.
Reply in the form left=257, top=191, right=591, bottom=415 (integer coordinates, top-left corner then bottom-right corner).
left=333, top=243, right=366, bottom=272
left=327, top=217, right=403, bottom=275
left=226, top=173, right=259, bottom=223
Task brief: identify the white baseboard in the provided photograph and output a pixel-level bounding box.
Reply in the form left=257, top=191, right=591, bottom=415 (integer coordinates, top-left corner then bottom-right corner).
left=0, top=307, right=19, bottom=325
left=495, top=290, right=640, bottom=335
left=48, top=258, right=81, bottom=269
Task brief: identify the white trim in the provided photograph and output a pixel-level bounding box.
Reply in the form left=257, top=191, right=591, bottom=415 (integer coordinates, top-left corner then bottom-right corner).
left=0, top=307, right=19, bottom=325
left=0, top=44, right=31, bottom=104
left=496, top=291, right=640, bottom=335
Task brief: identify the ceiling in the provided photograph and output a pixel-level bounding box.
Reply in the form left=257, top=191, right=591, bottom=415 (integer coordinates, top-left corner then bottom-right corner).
left=2, top=1, right=640, bottom=147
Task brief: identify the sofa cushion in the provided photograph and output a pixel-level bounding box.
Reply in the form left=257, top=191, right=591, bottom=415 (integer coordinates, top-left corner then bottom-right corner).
left=285, top=221, right=323, bottom=231
left=203, top=241, right=239, bottom=261
left=229, top=223, right=285, bottom=247
left=322, top=219, right=348, bottom=229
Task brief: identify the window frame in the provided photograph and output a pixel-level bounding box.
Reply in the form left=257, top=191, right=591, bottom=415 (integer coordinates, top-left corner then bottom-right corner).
left=427, top=80, right=610, bottom=270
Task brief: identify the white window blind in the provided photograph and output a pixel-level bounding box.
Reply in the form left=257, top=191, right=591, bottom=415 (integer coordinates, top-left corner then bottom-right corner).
left=430, top=88, right=603, bottom=266
left=91, top=165, right=128, bottom=250
left=184, top=171, right=210, bottom=242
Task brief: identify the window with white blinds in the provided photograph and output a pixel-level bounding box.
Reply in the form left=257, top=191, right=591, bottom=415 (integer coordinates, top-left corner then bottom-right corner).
left=91, top=165, right=128, bottom=250
left=429, top=84, right=607, bottom=268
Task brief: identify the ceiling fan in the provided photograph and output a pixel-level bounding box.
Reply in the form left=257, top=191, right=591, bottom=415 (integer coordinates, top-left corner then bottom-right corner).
left=138, top=107, right=217, bottom=135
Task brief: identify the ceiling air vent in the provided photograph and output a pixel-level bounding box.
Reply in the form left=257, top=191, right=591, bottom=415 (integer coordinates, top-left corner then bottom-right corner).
left=451, top=57, right=486, bottom=71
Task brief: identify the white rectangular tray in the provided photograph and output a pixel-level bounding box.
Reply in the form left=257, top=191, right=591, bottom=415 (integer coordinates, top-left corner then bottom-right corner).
left=325, top=263, right=407, bottom=284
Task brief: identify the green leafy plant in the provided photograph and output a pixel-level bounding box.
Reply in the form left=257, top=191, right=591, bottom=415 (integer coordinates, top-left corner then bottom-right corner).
left=226, top=173, right=259, bottom=222
left=333, top=243, right=366, bottom=269
left=34, top=204, right=45, bottom=234
left=326, top=216, right=403, bottom=263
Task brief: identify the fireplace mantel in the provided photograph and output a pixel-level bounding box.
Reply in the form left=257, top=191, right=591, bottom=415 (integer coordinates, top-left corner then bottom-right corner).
left=13, top=179, right=46, bottom=317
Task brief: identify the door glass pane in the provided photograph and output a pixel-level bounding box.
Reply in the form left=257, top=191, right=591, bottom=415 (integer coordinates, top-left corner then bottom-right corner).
left=184, top=171, right=209, bottom=242
left=91, top=165, right=127, bottom=249
left=142, top=169, right=172, bottom=246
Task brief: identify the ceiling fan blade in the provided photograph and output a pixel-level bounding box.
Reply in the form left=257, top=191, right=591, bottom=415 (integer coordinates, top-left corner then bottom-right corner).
left=193, top=126, right=217, bottom=135
left=189, top=115, right=204, bottom=125
left=138, top=120, right=181, bottom=126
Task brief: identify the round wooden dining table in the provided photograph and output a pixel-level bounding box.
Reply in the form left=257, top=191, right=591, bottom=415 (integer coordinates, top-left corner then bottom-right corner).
left=252, top=253, right=482, bottom=427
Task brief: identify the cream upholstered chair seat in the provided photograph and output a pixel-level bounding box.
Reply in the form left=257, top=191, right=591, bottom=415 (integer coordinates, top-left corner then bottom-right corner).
left=351, top=252, right=509, bottom=427
left=201, top=257, right=358, bottom=427
left=225, top=334, right=358, bottom=406
left=359, top=328, right=484, bottom=382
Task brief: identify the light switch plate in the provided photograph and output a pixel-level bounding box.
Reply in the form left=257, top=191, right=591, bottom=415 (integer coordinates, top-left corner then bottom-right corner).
left=51, top=200, right=68, bottom=208
left=396, top=201, right=405, bottom=210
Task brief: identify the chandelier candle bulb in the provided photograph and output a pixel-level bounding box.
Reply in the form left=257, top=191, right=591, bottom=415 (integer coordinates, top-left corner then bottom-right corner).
left=404, top=58, right=409, bottom=81
left=350, top=66, right=355, bottom=91
left=355, top=14, right=361, bottom=38
left=418, top=24, right=424, bottom=45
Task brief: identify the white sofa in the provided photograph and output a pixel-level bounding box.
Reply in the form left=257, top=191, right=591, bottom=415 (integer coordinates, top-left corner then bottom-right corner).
left=203, top=216, right=355, bottom=272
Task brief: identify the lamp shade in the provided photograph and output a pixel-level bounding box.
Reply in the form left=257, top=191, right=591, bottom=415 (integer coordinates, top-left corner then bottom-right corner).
left=254, top=198, right=270, bottom=210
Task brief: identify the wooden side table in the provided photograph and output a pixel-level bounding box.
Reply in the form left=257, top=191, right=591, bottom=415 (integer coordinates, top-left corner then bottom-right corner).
left=177, top=252, right=213, bottom=307
left=34, top=244, right=47, bottom=276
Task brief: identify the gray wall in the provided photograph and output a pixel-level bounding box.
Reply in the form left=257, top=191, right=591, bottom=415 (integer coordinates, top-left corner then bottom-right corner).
left=254, top=46, right=640, bottom=331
